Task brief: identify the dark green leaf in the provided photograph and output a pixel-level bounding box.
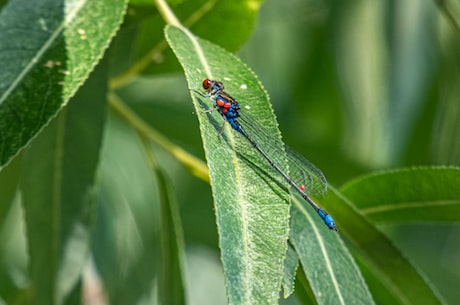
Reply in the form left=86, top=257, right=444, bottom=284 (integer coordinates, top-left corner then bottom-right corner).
left=0, top=157, right=24, bottom=303
left=435, top=1, right=460, bottom=165
left=352, top=254, right=403, bottom=305
left=0, top=156, right=21, bottom=225
left=21, top=60, right=108, bottom=305
left=92, top=113, right=160, bottom=305
left=110, top=0, right=265, bottom=82
left=0, top=0, right=127, bottom=168
left=141, top=140, right=186, bottom=305
left=171, top=0, right=265, bottom=52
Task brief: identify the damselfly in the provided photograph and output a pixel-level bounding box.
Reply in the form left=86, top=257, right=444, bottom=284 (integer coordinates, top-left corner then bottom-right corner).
left=196, top=79, right=337, bottom=231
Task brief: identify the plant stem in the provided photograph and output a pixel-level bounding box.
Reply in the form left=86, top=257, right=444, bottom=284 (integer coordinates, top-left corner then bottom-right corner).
left=110, top=0, right=218, bottom=89
left=108, top=93, right=209, bottom=182
left=154, top=0, right=182, bottom=28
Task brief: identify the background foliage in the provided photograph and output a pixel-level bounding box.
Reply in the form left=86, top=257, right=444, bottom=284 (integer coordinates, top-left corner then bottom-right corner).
left=0, top=0, right=459, bottom=304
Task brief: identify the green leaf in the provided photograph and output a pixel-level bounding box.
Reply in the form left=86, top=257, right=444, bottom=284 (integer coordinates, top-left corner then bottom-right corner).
left=290, top=198, right=376, bottom=305
left=0, top=0, right=127, bottom=168
left=91, top=113, right=161, bottom=305
left=342, top=167, right=460, bottom=223
left=322, top=186, right=444, bottom=305
left=171, top=0, right=265, bottom=52
left=0, top=198, right=29, bottom=304
left=352, top=254, right=404, bottom=305
left=436, top=1, right=460, bottom=165
left=282, top=243, right=299, bottom=299
left=21, top=59, right=108, bottom=305
left=165, top=25, right=290, bottom=304
left=0, top=0, right=8, bottom=10
left=437, top=0, right=460, bottom=35
left=141, top=139, right=187, bottom=305
left=0, top=157, right=24, bottom=303
left=332, top=2, right=436, bottom=167
left=0, top=156, right=21, bottom=225
left=110, top=0, right=265, bottom=84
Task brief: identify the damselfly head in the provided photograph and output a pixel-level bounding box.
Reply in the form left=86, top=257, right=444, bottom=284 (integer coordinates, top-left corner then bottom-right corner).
left=202, top=79, right=212, bottom=91
left=202, top=79, right=225, bottom=94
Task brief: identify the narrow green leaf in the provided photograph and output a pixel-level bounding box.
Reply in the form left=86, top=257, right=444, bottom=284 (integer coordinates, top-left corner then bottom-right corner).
left=437, top=0, right=460, bottom=34
left=282, top=243, right=299, bottom=299
left=332, top=2, right=435, bottom=167
left=21, top=60, right=108, bottom=305
left=63, top=280, right=82, bottom=305
left=352, top=254, right=404, bottom=305
left=0, top=158, right=24, bottom=303
left=166, top=25, right=290, bottom=304
left=290, top=198, right=375, bottom=305
left=436, top=2, right=460, bottom=165
left=0, top=156, right=21, bottom=224
left=91, top=113, right=160, bottom=305
left=342, top=167, right=460, bottom=223
left=331, top=2, right=389, bottom=167
left=385, top=1, right=436, bottom=161
left=323, top=187, right=444, bottom=305
left=141, top=139, right=187, bottom=305
left=0, top=0, right=127, bottom=168
left=294, top=268, right=319, bottom=305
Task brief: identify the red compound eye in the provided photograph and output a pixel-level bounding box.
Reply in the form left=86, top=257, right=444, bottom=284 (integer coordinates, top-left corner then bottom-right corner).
left=202, top=79, right=212, bottom=90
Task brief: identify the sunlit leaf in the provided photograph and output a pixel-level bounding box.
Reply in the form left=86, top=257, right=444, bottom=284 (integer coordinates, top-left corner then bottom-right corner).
left=166, top=24, right=290, bottom=304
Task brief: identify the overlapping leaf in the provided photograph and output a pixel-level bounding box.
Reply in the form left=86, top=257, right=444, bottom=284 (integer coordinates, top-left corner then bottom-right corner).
left=318, top=167, right=456, bottom=305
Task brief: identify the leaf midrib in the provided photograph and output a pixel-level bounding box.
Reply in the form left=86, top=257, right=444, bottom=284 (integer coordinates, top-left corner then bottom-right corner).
left=231, top=132, right=252, bottom=303
left=293, top=198, right=345, bottom=305
left=181, top=26, right=253, bottom=302
left=50, top=108, right=67, bottom=302
left=360, top=199, right=460, bottom=215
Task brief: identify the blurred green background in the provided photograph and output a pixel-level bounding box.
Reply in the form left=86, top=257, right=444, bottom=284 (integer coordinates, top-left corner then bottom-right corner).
left=1, top=0, right=459, bottom=304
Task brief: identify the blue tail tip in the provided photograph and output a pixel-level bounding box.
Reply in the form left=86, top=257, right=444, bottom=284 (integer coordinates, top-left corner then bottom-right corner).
left=318, top=208, right=338, bottom=231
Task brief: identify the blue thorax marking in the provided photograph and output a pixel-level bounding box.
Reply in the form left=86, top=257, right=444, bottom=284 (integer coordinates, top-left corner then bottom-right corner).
left=216, top=95, right=242, bottom=132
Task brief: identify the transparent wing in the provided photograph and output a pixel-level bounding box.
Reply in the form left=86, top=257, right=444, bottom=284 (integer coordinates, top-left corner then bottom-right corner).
left=237, top=112, right=328, bottom=197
